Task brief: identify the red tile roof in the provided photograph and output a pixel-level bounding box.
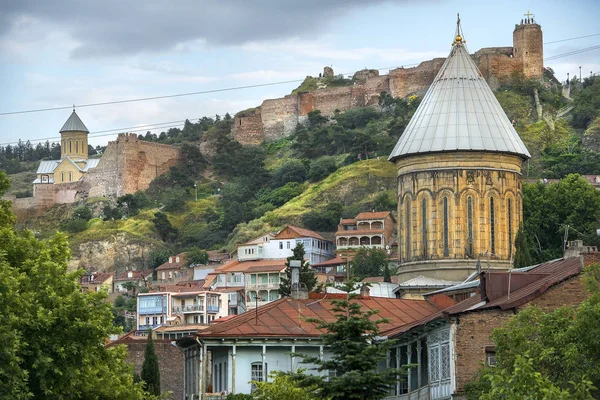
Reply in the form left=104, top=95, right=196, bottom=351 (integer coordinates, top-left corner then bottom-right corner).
left=188, top=293, right=440, bottom=339
left=114, top=269, right=153, bottom=281
left=340, top=219, right=357, bottom=225
left=156, top=253, right=187, bottom=271
left=335, top=229, right=385, bottom=236
left=275, top=225, right=325, bottom=241
left=313, top=256, right=351, bottom=267
left=355, top=211, right=392, bottom=220
left=215, top=259, right=287, bottom=273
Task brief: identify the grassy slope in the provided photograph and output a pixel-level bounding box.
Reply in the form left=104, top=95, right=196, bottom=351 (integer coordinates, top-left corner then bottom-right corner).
left=226, top=158, right=396, bottom=250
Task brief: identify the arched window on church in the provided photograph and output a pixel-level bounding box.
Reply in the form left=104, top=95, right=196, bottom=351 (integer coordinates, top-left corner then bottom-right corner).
left=490, top=197, right=496, bottom=255
left=68, top=172, right=72, bottom=182
left=69, top=140, right=72, bottom=153
left=467, top=196, right=473, bottom=256
left=61, top=172, right=64, bottom=182
left=75, top=141, right=78, bottom=153
left=405, top=199, right=411, bottom=259
left=422, top=198, right=428, bottom=258
left=443, top=197, right=449, bottom=257
left=507, top=198, right=513, bottom=259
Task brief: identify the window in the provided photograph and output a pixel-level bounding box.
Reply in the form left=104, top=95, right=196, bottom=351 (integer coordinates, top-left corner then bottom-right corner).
left=429, top=328, right=451, bottom=386
left=159, top=316, right=164, bottom=324
left=286, top=241, right=290, bottom=249
left=399, top=345, right=408, bottom=394
left=487, top=352, right=497, bottom=367
left=69, top=140, right=72, bottom=153
left=443, top=197, right=449, bottom=257
left=420, top=338, right=428, bottom=386
left=251, top=362, right=266, bottom=390
left=467, top=196, right=473, bottom=246
left=421, top=198, right=428, bottom=258
left=61, top=172, right=64, bottom=182
left=146, top=317, right=150, bottom=325
left=193, top=315, right=198, bottom=324
left=279, top=242, right=283, bottom=250
left=405, top=199, right=411, bottom=259
left=490, top=197, right=496, bottom=255
left=76, top=141, right=78, bottom=153
left=508, top=198, right=513, bottom=258
left=152, top=316, right=158, bottom=325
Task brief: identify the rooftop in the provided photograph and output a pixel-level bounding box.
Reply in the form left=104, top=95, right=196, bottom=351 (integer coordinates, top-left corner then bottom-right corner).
left=60, top=110, right=89, bottom=133
left=389, top=18, right=530, bottom=162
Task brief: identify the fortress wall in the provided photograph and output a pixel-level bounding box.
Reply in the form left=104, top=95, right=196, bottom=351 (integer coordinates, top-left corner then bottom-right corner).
left=311, top=86, right=355, bottom=115
left=233, top=108, right=264, bottom=145
left=389, top=58, right=446, bottom=98
left=86, top=139, right=120, bottom=198
left=261, top=96, right=299, bottom=142
left=298, top=92, right=315, bottom=115
left=9, top=181, right=87, bottom=221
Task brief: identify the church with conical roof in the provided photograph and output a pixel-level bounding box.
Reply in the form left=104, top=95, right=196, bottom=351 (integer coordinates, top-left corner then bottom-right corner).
left=34, top=110, right=99, bottom=185
left=389, top=17, right=531, bottom=282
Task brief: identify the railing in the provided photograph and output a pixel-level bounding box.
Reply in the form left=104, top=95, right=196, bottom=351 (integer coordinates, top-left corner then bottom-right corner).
left=245, top=281, right=280, bottom=290
left=336, top=244, right=384, bottom=250
left=206, top=305, right=219, bottom=313
left=137, top=324, right=161, bottom=331
left=172, top=305, right=204, bottom=313
left=138, top=307, right=166, bottom=315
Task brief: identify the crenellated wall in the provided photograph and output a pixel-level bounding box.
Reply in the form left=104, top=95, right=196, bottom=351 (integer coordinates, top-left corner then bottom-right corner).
left=233, top=22, right=543, bottom=145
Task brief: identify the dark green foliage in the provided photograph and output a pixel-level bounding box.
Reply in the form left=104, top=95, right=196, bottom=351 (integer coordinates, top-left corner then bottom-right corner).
left=279, top=243, right=317, bottom=297
left=225, top=394, right=253, bottom=400
left=73, top=205, right=93, bottom=221
left=180, top=142, right=206, bottom=176
left=522, top=175, right=600, bottom=263
left=62, top=218, right=88, bottom=233
left=271, top=159, right=308, bottom=188
left=383, top=264, right=392, bottom=283
left=351, top=247, right=389, bottom=280
left=141, top=331, right=161, bottom=395
left=301, top=202, right=343, bottom=232
left=373, top=191, right=396, bottom=212
left=152, top=212, right=178, bottom=243
left=572, top=76, right=600, bottom=129
left=465, top=264, right=600, bottom=399
left=291, top=281, right=400, bottom=399
left=102, top=204, right=122, bottom=221
left=513, top=225, right=533, bottom=268
left=187, top=247, right=209, bottom=265
left=148, top=250, right=170, bottom=269
left=116, top=192, right=151, bottom=217
left=308, top=156, right=338, bottom=182
left=163, top=196, right=186, bottom=213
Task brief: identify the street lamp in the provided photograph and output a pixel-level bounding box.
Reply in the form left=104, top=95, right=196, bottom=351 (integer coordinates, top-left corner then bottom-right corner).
left=194, top=182, right=198, bottom=202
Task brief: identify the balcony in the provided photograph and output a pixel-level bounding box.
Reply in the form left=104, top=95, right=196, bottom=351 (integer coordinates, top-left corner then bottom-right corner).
left=336, top=244, right=384, bottom=250
left=172, top=305, right=204, bottom=313
left=138, top=307, right=166, bottom=315
left=137, top=324, right=162, bottom=331
left=245, top=281, right=280, bottom=290
left=206, top=305, right=219, bottom=313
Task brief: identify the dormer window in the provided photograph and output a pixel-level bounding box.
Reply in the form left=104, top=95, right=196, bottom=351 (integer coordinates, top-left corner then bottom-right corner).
left=169, top=257, right=173, bottom=263
left=176, top=256, right=180, bottom=263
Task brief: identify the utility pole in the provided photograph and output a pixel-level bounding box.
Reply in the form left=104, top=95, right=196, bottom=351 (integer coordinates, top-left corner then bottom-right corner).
left=579, top=66, right=582, bottom=83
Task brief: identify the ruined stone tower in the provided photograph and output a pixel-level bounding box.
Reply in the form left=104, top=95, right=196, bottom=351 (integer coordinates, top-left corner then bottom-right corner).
left=513, top=16, right=543, bottom=78
left=389, top=17, right=531, bottom=282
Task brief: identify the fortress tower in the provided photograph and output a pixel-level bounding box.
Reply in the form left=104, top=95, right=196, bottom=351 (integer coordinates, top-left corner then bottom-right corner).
left=513, top=12, right=544, bottom=78
left=389, top=17, right=531, bottom=282
left=60, top=109, right=90, bottom=160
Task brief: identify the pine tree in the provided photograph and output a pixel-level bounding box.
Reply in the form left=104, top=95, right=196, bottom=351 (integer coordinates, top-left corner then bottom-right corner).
left=141, top=330, right=161, bottom=395
left=383, top=264, right=392, bottom=283
left=514, top=224, right=533, bottom=268
left=291, top=281, right=400, bottom=399
left=279, top=243, right=317, bottom=297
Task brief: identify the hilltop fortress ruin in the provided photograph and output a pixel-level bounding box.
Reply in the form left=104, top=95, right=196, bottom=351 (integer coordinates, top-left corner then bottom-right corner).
left=232, top=19, right=543, bottom=145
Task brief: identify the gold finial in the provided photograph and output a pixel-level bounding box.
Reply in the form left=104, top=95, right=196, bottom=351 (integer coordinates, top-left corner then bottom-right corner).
left=453, top=12, right=465, bottom=46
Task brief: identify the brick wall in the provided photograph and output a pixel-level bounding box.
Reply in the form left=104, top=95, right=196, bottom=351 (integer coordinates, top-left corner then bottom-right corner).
left=233, top=108, right=264, bottom=145
left=117, top=340, right=184, bottom=400
left=454, top=274, right=588, bottom=394
left=261, top=96, right=300, bottom=142
left=10, top=181, right=88, bottom=221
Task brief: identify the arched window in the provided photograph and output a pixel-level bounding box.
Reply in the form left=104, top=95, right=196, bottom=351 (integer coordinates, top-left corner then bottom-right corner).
left=508, top=198, right=513, bottom=258
left=422, top=198, right=428, bottom=258
left=61, top=172, right=64, bottom=182
left=490, top=197, right=496, bottom=255
left=405, top=199, right=411, bottom=259
left=443, top=197, right=449, bottom=257
left=75, top=141, right=78, bottom=153
left=467, top=196, right=473, bottom=255
left=68, top=172, right=72, bottom=182
left=69, top=140, right=72, bottom=153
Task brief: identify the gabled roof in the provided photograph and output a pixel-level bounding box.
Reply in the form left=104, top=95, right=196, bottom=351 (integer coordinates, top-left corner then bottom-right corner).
left=313, top=255, right=351, bottom=267
left=114, top=269, right=153, bottom=282
left=274, top=225, right=325, bottom=241
left=35, top=157, right=99, bottom=175
left=184, top=293, right=441, bottom=339
left=36, top=160, right=61, bottom=174
left=397, top=275, right=461, bottom=289
left=156, top=253, right=187, bottom=270
left=355, top=211, right=392, bottom=220
left=60, top=110, right=89, bottom=133
left=215, top=258, right=288, bottom=273
left=389, top=20, right=530, bottom=162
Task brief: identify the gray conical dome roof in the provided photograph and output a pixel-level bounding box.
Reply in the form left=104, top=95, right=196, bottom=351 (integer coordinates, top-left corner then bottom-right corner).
left=389, top=23, right=530, bottom=162
left=60, top=110, right=89, bottom=133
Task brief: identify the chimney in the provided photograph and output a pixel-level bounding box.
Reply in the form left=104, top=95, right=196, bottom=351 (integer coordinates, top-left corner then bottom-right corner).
left=360, top=284, right=370, bottom=299
left=290, top=260, right=308, bottom=300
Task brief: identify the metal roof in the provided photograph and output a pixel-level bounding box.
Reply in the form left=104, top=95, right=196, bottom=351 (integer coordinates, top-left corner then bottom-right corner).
left=60, top=110, right=89, bottom=133
left=389, top=23, right=530, bottom=162
left=397, top=275, right=462, bottom=289
left=36, top=160, right=60, bottom=174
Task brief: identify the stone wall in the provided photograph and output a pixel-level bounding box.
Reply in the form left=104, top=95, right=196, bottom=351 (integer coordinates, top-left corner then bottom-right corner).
left=111, top=339, right=183, bottom=400
left=513, top=23, right=544, bottom=79
left=233, top=108, right=264, bottom=145
left=388, top=58, right=446, bottom=99
left=87, top=133, right=181, bottom=198
left=261, top=96, right=300, bottom=142
left=454, top=274, right=588, bottom=394
left=9, top=181, right=88, bottom=221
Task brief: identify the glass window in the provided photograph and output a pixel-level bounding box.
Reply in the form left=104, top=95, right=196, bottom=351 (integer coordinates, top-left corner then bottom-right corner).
left=508, top=198, right=513, bottom=258
left=490, top=197, right=496, bottom=255
left=420, top=338, right=428, bottom=387
left=279, top=242, right=283, bottom=250
left=287, top=241, right=290, bottom=249
left=399, top=345, right=408, bottom=394
left=251, top=362, right=266, bottom=391
left=443, top=198, right=449, bottom=257
left=410, top=342, right=418, bottom=390
left=467, top=196, right=473, bottom=246
left=422, top=198, right=428, bottom=258
left=405, top=199, right=411, bottom=259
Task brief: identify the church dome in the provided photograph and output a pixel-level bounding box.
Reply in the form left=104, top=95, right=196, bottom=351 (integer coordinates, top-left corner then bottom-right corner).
left=60, top=110, right=89, bottom=133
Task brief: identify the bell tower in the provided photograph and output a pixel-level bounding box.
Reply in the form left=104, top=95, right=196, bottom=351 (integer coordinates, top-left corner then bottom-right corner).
left=60, top=108, right=90, bottom=160
left=513, top=11, right=544, bottom=79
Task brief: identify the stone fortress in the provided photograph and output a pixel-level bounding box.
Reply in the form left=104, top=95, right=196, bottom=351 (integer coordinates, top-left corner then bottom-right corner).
left=7, top=112, right=181, bottom=220
left=232, top=17, right=543, bottom=145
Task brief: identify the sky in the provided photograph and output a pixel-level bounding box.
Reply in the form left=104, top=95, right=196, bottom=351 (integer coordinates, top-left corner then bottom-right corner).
left=0, top=0, right=599, bottom=147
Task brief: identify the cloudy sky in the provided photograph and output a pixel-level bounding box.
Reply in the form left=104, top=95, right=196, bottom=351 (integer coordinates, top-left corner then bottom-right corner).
left=1, top=0, right=599, bottom=147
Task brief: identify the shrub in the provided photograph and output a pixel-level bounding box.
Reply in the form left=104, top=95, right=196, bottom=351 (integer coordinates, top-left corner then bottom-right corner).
left=62, top=218, right=88, bottom=233
left=271, top=159, right=308, bottom=188
left=73, top=205, right=93, bottom=221
left=308, top=157, right=338, bottom=182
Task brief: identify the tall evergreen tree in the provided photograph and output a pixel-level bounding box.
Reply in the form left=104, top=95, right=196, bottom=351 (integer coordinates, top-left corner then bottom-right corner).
left=141, top=330, right=161, bottom=396
left=383, top=264, right=392, bottom=283
left=513, top=224, right=533, bottom=268
left=279, top=243, right=317, bottom=297
left=291, top=281, right=400, bottom=399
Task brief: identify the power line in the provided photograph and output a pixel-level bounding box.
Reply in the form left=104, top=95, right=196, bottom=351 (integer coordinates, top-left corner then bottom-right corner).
left=545, top=44, right=600, bottom=61
left=544, top=33, right=600, bottom=45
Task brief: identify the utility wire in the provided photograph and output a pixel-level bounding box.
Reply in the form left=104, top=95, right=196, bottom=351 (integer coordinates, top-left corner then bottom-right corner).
left=545, top=44, right=600, bottom=61
left=544, top=33, right=600, bottom=45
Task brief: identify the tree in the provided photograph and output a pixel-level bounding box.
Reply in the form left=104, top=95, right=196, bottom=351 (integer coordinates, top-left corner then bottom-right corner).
left=72, top=205, right=93, bottom=221
left=351, top=247, right=388, bottom=280
left=308, top=156, right=338, bottom=182
left=0, top=171, right=145, bottom=399
left=141, top=331, right=161, bottom=396
left=187, top=247, right=209, bottom=265
left=291, top=281, right=400, bottom=400
left=152, top=212, right=178, bottom=243
left=279, top=243, right=317, bottom=297
left=271, top=160, right=308, bottom=188
left=252, top=372, right=315, bottom=400
left=513, top=224, right=533, bottom=268
left=383, top=264, right=392, bottom=283
left=148, top=249, right=170, bottom=269
left=465, top=264, right=600, bottom=399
